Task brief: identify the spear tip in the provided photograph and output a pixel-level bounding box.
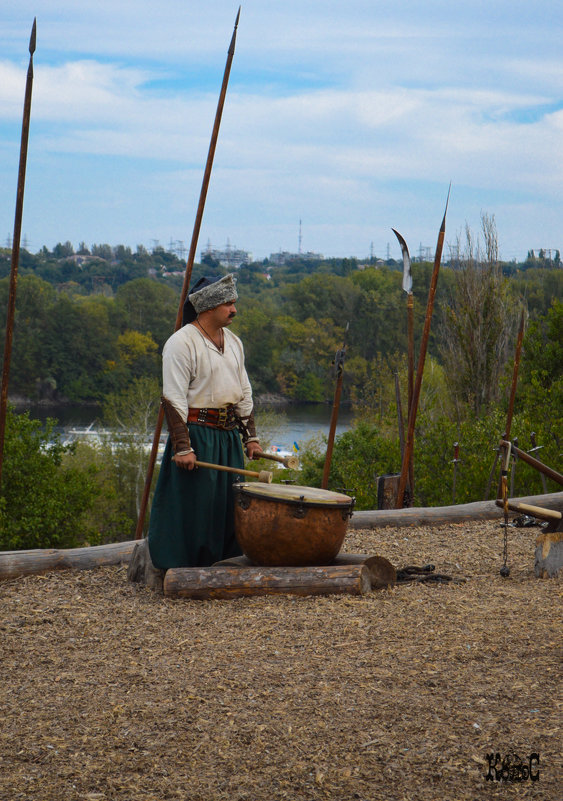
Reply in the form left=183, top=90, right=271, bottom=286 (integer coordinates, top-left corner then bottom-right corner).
left=29, top=18, right=37, bottom=55
left=228, top=6, right=241, bottom=54
left=440, top=181, right=452, bottom=232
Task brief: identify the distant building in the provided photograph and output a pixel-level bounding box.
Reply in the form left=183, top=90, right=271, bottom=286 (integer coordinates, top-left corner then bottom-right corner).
left=200, top=239, right=252, bottom=269
left=268, top=250, right=323, bottom=266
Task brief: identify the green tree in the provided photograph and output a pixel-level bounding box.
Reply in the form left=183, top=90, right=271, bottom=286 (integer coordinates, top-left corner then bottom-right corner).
left=299, top=421, right=400, bottom=509
left=101, top=376, right=162, bottom=533
left=439, top=214, right=516, bottom=416
left=43, top=294, right=120, bottom=401
left=0, top=408, right=102, bottom=550
left=0, top=274, right=55, bottom=397
left=52, top=241, right=75, bottom=259
left=115, top=278, right=178, bottom=348
left=517, top=300, right=562, bottom=449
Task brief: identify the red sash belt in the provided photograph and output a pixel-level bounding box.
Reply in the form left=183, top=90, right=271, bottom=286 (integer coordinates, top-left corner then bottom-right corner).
left=187, top=405, right=237, bottom=430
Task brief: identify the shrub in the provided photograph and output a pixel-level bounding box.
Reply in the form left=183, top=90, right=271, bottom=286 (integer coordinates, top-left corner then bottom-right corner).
left=0, top=408, right=102, bottom=550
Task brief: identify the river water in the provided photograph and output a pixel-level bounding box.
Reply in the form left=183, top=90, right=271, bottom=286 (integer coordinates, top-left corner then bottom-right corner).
left=26, top=402, right=354, bottom=453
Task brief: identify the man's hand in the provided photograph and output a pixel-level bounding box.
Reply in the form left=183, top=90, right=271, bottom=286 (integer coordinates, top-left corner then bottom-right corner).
left=173, top=451, right=197, bottom=470
left=246, top=441, right=262, bottom=460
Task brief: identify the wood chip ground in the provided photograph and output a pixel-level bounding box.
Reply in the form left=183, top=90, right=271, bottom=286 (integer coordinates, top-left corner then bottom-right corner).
left=1, top=521, right=561, bottom=800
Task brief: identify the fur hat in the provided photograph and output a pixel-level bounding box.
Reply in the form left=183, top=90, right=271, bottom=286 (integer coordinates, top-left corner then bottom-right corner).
left=182, top=274, right=238, bottom=325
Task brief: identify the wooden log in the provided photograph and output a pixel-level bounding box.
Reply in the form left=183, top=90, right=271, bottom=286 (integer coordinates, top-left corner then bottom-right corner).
left=163, top=564, right=372, bottom=599
left=213, top=552, right=397, bottom=589
left=3, top=492, right=562, bottom=580
left=0, top=540, right=137, bottom=581
left=350, top=492, right=563, bottom=529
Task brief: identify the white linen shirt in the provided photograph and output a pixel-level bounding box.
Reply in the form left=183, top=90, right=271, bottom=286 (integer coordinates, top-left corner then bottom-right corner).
left=162, top=323, right=254, bottom=422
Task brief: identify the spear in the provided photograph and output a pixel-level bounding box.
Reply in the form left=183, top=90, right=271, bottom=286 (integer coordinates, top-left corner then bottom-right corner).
left=392, top=227, right=414, bottom=495
left=483, top=308, right=526, bottom=500
left=394, top=370, right=405, bottom=462
left=395, top=186, right=451, bottom=509
left=494, top=307, right=525, bottom=499
left=529, top=431, right=547, bottom=493
left=451, top=441, right=461, bottom=503
left=135, top=8, right=241, bottom=539
left=0, top=19, right=37, bottom=492
left=321, top=322, right=349, bottom=489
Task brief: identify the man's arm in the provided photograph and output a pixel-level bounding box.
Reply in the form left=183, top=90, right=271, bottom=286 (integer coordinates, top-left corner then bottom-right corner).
left=161, top=396, right=197, bottom=470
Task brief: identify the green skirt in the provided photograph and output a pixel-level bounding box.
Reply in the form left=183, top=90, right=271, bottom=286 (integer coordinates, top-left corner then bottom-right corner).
left=148, top=424, right=244, bottom=569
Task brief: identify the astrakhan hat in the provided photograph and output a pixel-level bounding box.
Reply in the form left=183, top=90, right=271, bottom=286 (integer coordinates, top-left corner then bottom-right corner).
left=182, top=273, right=238, bottom=325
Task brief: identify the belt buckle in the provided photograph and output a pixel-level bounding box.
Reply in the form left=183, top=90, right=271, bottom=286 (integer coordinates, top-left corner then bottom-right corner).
left=217, top=407, right=228, bottom=428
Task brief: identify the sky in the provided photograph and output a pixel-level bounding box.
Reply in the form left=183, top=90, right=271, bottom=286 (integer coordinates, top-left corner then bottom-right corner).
left=1, top=1, right=562, bottom=263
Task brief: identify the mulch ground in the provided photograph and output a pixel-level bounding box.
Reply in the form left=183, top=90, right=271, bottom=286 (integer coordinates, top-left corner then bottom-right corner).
left=1, top=520, right=561, bottom=801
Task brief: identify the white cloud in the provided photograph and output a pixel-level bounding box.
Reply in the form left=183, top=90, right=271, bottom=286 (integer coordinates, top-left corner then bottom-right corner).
left=1, top=0, right=561, bottom=260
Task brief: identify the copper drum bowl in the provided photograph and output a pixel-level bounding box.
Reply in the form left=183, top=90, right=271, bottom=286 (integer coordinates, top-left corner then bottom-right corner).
left=233, top=482, right=355, bottom=566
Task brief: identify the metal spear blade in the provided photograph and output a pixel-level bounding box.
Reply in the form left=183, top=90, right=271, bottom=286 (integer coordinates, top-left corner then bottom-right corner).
left=392, top=228, right=412, bottom=294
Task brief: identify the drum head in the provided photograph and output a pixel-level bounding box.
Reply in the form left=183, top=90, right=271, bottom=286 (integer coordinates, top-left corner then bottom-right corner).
left=233, top=482, right=353, bottom=506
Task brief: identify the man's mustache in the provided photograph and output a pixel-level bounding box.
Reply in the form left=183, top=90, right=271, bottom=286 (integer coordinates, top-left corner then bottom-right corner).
left=228, top=311, right=237, bottom=318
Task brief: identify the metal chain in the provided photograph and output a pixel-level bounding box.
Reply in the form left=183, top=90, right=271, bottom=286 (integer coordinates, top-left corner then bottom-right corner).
left=500, top=456, right=511, bottom=578
left=502, top=523, right=509, bottom=571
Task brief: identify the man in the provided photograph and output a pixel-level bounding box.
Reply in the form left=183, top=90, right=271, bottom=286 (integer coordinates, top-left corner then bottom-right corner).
left=148, top=273, right=261, bottom=569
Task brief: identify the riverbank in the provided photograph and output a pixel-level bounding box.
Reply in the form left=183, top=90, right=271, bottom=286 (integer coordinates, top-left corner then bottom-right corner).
left=20, top=399, right=354, bottom=453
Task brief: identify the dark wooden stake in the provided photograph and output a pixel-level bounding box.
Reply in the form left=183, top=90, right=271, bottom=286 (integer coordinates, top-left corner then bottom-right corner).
left=0, top=19, right=36, bottom=492
left=495, top=308, right=526, bottom=498
left=135, top=8, right=241, bottom=539
left=321, top=323, right=349, bottom=489
left=394, top=371, right=405, bottom=462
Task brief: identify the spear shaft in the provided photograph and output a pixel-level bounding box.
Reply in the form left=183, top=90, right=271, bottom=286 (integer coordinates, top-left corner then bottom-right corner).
left=321, top=323, right=349, bottom=489
left=0, top=19, right=36, bottom=492
left=495, top=308, right=525, bottom=499
left=395, top=187, right=450, bottom=509
left=503, top=308, right=525, bottom=443
left=394, top=371, right=405, bottom=461
left=406, top=293, right=415, bottom=493
left=135, top=8, right=241, bottom=539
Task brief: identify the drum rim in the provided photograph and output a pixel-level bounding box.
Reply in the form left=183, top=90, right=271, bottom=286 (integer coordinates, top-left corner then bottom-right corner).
left=233, top=482, right=354, bottom=509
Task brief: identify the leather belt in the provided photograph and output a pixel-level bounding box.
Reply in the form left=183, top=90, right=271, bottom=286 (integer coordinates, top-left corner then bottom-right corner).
left=187, top=406, right=237, bottom=430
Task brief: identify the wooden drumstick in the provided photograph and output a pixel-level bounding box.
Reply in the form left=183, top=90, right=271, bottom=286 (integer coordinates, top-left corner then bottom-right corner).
left=254, top=449, right=300, bottom=470
left=194, top=459, right=273, bottom=484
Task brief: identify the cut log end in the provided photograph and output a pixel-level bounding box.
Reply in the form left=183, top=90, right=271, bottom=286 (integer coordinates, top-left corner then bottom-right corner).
left=534, top=530, right=563, bottom=578
left=127, top=539, right=165, bottom=593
